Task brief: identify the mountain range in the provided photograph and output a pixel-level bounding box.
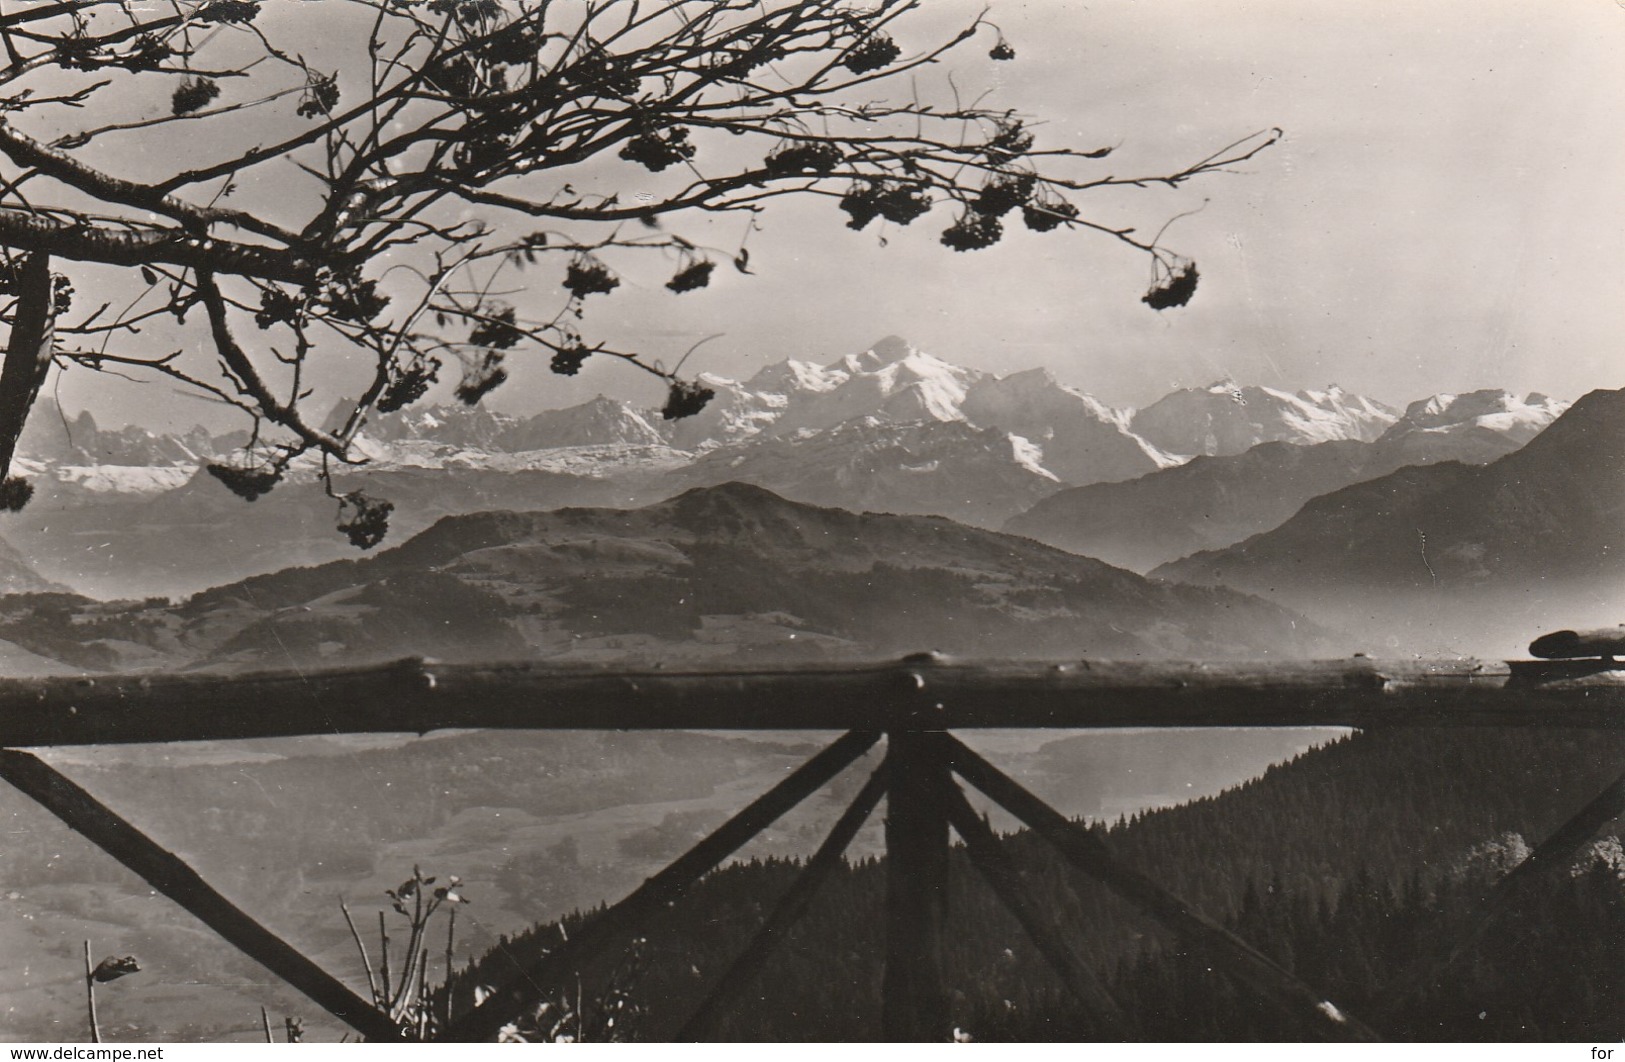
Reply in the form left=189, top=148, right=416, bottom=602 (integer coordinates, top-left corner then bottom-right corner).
left=1006, top=390, right=1568, bottom=571
left=1154, top=387, right=1623, bottom=655
left=1, top=340, right=1443, bottom=600
left=10, top=341, right=1557, bottom=501
left=0, top=482, right=1335, bottom=674
left=350, top=338, right=1404, bottom=499
left=0, top=340, right=1608, bottom=667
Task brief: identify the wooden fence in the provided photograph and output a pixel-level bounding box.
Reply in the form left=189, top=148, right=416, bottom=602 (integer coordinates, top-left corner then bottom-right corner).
left=1, top=654, right=1620, bottom=1042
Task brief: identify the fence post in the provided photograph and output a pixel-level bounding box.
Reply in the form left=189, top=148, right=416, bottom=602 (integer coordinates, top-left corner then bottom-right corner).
left=882, top=729, right=951, bottom=1042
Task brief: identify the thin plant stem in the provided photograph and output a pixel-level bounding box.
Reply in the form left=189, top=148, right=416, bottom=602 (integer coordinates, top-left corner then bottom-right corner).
left=379, top=910, right=392, bottom=1009
left=444, top=907, right=457, bottom=1025
left=340, top=900, right=381, bottom=1007
left=83, top=941, right=99, bottom=1044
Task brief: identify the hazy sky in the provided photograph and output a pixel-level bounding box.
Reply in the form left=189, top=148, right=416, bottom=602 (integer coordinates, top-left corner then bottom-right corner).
left=507, top=0, right=1624, bottom=414
left=45, top=0, right=1625, bottom=427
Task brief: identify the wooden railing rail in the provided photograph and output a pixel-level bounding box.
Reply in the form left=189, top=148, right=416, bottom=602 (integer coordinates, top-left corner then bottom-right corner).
left=0, top=656, right=1620, bottom=746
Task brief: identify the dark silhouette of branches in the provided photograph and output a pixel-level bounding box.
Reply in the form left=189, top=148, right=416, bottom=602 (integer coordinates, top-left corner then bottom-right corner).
left=0, top=0, right=1277, bottom=545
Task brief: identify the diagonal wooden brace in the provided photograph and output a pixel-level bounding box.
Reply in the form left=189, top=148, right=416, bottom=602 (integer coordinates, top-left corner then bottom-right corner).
left=441, top=729, right=881, bottom=1042
left=942, top=734, right=1383, bottom=1042
left=0, top=749, right=401, bottom=1041
left=1373, top=770, right=1625, bottom=1019
left=937, top=760, right=1130, bottom=1036
left=674, top=762, right=889, bottom=1040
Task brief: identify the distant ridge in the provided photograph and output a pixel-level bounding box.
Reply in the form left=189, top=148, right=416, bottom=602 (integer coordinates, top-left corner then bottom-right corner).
left=1152, top=387, right=1624, bottom=656
left=0, top=533, right=70, bottom=596
left=1157, top=387, right=1622, bottom=589
left=0, top=483, right=1335, bottom=673
left=1006, top=388, right=1569, bottom=572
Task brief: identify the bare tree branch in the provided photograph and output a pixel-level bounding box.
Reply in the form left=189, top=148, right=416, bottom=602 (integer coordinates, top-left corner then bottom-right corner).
left=0, top=0, right=1274, bottom=549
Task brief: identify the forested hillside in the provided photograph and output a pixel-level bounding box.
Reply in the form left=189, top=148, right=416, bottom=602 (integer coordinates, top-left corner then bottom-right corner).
left=451, top=726, right=1623, bottom=1041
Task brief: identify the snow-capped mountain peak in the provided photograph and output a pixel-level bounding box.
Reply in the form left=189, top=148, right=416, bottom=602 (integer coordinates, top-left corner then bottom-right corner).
left=1396, top=389, right=1567, bottom=430
left=355, top=401, right=520, bottom=450
left=1130, top=381, right=1399, bottom=457
left=1378, top=389, right=1569, bottom=452
left=500, top=395, right=666, bottom=450
left=756, top=338, right=980, bottom=437
left=743, top=356, right=849, bottom=395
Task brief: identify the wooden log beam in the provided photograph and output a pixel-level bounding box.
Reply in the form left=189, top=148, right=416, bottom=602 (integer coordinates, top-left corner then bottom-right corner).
left=939, top=775, right=1130, bottom=1037
left=1507, top=658, right=1623, bottom=687
left=882, top=729, right=952, bottom=1042
left=2, top=656, right=1620, bottom=747
left=440, top=730, right=880, bottom=1042
left=1372, top=770, right=1625, bottom=1019
left=942, top=735, right=1383, bottom=1042
left=1529, top=629, right=1625, bottom=660
left=0, top=750, right=401, bottom=1042
left=673, top=763, right=888, bottom=1041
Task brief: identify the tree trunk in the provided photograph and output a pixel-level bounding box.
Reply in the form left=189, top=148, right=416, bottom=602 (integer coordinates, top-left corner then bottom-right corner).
left=0, top=250, right=55, bottom=501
